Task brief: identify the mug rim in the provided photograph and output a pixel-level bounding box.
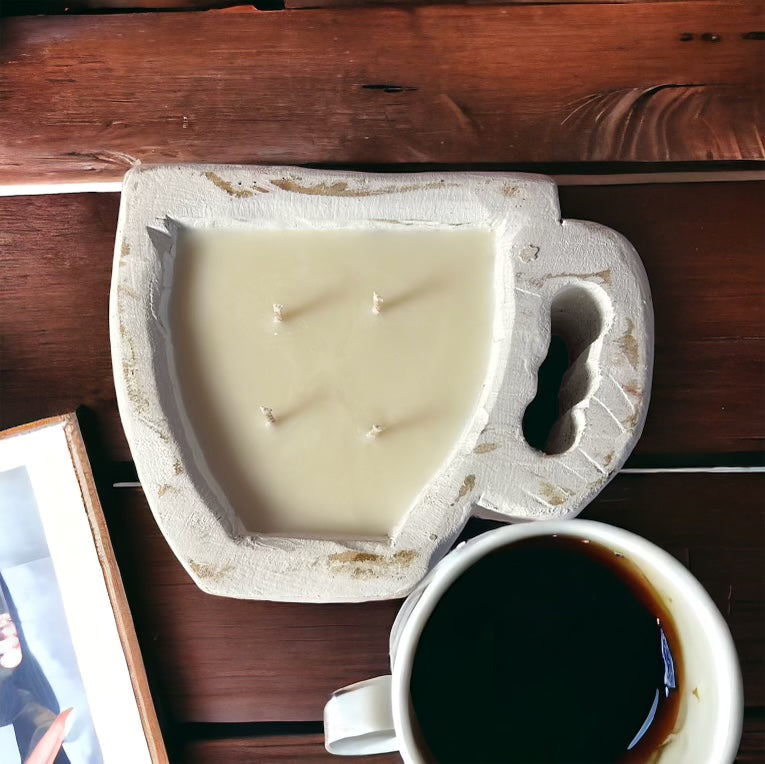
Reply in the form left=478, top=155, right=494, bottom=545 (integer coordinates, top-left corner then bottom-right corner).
left=390, top=519, right=743, bottom=764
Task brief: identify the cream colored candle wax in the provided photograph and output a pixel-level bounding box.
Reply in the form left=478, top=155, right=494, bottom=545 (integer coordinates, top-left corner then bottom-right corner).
left=170, top=228, right=495, bottom=538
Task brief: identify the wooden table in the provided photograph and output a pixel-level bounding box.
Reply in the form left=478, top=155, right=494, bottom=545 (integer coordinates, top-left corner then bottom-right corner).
left=1, top=1, right=763, bottom=760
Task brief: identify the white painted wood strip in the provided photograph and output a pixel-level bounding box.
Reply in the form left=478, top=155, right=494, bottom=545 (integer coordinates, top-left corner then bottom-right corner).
left=0, top=181, right=123, bottom=197
left=1, top=171, right=763, bottom=197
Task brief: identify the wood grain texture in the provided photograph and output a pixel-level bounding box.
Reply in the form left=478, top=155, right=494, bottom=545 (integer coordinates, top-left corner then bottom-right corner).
left=557, top=182, right=765, bottom=457
left=184, top=734, right=397, bottom=762
left=1, top=0, right=241, bottom=12
left=183, top=721, right=765, bottom=763
left=104, top=472, right=764, bottom=723
left=105, top=487, right=399, bottom=723
left=0, top=194, right=124, bottom=457
left=2, top=183, right=762, bottom=461
left=287, top=0, right=765, bottom=7
left=736, top=711, right=765, bottom=762
left=1, top=2, right=763, bottom=183
left=6, top=0, right=759, bottom=14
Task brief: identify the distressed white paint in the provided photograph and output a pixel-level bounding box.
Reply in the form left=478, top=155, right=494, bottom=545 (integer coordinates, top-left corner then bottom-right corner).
left=110, top=165, right=653, bottom=602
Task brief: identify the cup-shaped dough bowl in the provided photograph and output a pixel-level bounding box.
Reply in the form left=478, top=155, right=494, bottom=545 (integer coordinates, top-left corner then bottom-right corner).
left=111, top=166, right=652, bottom=602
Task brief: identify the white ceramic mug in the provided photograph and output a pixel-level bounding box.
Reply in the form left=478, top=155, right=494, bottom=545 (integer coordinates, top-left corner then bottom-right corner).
left=324, top=520, right=743, bottom=763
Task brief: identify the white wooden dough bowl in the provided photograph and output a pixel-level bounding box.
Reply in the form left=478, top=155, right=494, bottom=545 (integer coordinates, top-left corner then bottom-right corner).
left=110, top=165, right=653, bottom=602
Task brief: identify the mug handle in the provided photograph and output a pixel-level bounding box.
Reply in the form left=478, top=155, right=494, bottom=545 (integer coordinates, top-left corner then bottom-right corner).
left=324, top=675, right=397, bottom=756
left=473, top=213, right=653, bottom=523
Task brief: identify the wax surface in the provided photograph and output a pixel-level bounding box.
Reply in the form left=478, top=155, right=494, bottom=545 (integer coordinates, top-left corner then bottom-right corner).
left=170, top=228, right=494, bottom=537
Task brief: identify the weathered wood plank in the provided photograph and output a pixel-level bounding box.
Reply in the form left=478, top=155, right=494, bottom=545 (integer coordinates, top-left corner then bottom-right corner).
left=557, top=182, right=765, bottom=458
left=1, top=183, right=762, bottom=461
left=736, top=711, right=765, bottom=762
left=182, top=719, right=765, bottom=763
left=6, top=0, right=760, bottom=15
left=184, top=734, right=398, bottom=763
left=104, top=473, right=764, bottom=723
left=1, top=3, right=763, bottom=183
left=183, top=733, right=397, bottom=762
left=0, top=193, right=125, bottom=457
left=106, top=486, right=399, bottom=723
left=1, top=0, right=238, bottom=11
left=287, top=0, right=764, bottom=7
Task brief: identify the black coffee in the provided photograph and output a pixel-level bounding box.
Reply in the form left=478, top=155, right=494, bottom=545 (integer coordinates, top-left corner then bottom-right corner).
left=410, top=536, right=681, bottom=763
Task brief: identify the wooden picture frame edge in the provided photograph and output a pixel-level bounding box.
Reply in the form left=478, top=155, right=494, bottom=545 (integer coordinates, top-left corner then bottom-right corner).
left=0, top=413, right=169, bottom=764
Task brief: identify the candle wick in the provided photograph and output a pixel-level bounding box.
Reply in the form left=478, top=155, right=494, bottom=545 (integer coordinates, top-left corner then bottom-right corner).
left=366, top=424, right=385, bottom=439
left=372, top=291, right=384, bottom=315
left=273, top=303, right=284, bottom=323
left=259, top=406, right=276, bottom=426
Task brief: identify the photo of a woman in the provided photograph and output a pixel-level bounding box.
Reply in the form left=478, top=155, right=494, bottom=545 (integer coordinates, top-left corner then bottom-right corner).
left=0, top=466, right=103, bottom=764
